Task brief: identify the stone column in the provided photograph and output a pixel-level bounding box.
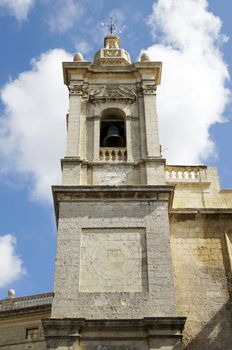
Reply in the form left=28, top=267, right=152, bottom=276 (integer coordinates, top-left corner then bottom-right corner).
left=126, top=116, right=133, bottom=162
left=142, top=81, right=161, bottom=157
left=137, top=89, right=147, bottom=160
left=66, top=83, right=89, bottom=158
left=93, top=116, right=100, bottom=161
left=66, top=88, right=82, bottom=158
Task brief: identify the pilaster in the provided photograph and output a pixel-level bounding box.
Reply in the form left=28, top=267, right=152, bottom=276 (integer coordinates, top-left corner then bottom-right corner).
left=142, top=81, right=161, bottom=158
left=66, top=92, right=81, bottom=158
left=93, top=115, right=100, bottom=161
left=126, top=116, right=133, bottom=162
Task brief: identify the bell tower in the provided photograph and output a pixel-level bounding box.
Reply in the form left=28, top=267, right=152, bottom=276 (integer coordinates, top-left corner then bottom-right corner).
left=43, top=30, right=186, bottom=350
left=61, top=31, right=164, bottom=188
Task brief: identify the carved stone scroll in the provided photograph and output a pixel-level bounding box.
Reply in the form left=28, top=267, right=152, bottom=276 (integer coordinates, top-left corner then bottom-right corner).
left=89, top=84, right=136, bottom=104
left=69, top=83, right=89, bottom=98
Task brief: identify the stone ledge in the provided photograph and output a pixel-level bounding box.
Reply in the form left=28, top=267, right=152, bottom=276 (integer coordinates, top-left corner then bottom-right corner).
left=42, top=317, right=186, bottom=349
left=0, top=304, right=52, bottom=318
left=170, top=208, right=232, bottom=214
left=52, top=185, right=174, bottom=223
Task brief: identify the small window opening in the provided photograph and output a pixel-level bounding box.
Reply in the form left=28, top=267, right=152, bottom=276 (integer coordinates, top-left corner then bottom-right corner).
left=26, top=328, right=39, bottom=341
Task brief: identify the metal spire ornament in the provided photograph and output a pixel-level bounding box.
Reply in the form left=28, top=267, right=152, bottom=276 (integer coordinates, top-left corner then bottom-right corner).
left=108, top=17, right=116, bottom=34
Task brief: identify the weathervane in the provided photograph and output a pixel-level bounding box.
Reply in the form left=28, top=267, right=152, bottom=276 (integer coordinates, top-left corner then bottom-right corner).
left=108, top=17, right=116, bottom=34
left=101, top=17, right=119, bottom=35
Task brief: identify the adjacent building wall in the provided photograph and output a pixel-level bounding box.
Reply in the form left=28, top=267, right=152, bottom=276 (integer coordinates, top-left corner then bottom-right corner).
left=170, top=213, right=232, bottom=350
left=0, top=310, right=50, bottom=350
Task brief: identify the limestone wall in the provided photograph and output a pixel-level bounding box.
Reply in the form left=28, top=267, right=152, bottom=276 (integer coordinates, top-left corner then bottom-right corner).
left=166, top=165, right=232, bottom=209
left=170, top=213, right=232, bottom=350
left=0, top=312, right=49, bottom=350
left=52, top=189, right=176, bottom=319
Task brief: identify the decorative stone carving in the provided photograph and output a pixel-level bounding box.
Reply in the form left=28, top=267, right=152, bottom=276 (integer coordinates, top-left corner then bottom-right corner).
left=79, top=228, right=148, bottom=292
left=73, top=52, right=84, bottom=62
left=100, top=166, right=127, bottom=186
left=142, top=82, right=157, bottom=95
left=136, top=82, right=157, bottom=95
left=69, top=83, right=89, bottom=98
left=104, top=49, right=121, bottom=57
left=91, top=240, right=136, bottom=278
left=141, top=52, right=150, bottom=62
left=89, top=84, right=136, bottom=103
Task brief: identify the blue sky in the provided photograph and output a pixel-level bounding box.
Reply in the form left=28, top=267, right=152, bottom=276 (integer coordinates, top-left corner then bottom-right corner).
left=0, top=0, right=231, bottom=298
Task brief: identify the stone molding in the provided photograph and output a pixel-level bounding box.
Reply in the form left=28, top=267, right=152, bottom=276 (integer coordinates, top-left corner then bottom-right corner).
left=52, top=185, right=174, bottom=225
left=0, top=304, right=51, bottom=319
left=62, top=62, right=162, bottom=86
left=53, top=185, right=174, bottom=202
left=89, top=84, right=136, bottom=104
left=170, top=208, right=232, bottom=215
left=142, top=83, right=157, bottom=95
left=42, top=317, right=186, bottom=349
left=69, top=82, right=89, bottom=98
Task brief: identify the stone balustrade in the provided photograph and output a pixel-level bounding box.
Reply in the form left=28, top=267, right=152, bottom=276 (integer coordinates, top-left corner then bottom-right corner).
left=99, top=148, right=127, bottom=161
left=165, top=166, right=207, bottom=182
left=0, top=292, right=53, bottom=311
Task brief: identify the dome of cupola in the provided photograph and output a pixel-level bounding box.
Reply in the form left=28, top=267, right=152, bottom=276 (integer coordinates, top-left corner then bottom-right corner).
left=93, top=30, right=131, bottom=66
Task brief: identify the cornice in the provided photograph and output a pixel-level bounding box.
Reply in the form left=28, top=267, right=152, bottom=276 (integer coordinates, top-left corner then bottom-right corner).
left=52, top=185, right=174, bottom=225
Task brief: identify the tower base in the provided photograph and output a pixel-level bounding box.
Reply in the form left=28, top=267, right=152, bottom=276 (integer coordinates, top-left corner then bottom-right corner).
left=42, top=317, right=186, bottom=350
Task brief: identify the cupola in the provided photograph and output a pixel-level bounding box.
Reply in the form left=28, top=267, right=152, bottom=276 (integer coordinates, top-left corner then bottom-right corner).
left=93, top=23, right=131, bottom=66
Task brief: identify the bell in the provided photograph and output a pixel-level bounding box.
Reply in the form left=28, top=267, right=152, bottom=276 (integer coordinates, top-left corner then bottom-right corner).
left=103, top=125, right=125, bottom=147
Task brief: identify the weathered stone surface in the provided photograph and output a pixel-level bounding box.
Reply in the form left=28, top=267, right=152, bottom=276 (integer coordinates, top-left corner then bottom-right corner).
left=42, top=317, right=186, bottom=350
left=52, top=187, right=176, bottom=319
left=170, top=213, right=232, bottom=350
left=79, top=228, right=148, bottom=292
left=0, top=307, right=50, bottom=350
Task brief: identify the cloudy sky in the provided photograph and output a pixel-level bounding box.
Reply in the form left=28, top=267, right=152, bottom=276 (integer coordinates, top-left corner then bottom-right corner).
left=0, top=0, right=231, bottom=298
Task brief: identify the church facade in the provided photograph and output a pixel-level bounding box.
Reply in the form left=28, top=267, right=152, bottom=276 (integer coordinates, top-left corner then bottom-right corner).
left=0, top=32, right=232, bottom=350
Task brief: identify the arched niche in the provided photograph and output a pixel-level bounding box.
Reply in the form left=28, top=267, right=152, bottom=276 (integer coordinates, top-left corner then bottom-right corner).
left=100, top=108, right=126, bottom=148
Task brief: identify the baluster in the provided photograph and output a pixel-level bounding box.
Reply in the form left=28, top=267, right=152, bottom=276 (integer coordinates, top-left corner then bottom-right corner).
left=190, top=170, right=195, bottom=180
left=105, top=150, right=109, bottom=161
left=112, top=150, right=116, bottom=161
left=124, top=150, right=127, bottom=161
left=118, top=150, right=122, bottom=161
left=171, top=170, right=176, bottom=179
left=184, top=170, right=189, bottom=179
left=99, top=150, right=103, bottom=161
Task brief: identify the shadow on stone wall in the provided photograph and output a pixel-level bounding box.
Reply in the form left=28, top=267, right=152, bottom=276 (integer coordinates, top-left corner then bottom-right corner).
left=184, top=300, right=232, bottom=350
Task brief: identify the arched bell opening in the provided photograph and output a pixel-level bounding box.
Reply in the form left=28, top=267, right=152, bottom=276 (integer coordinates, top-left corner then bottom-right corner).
left=100, top=108, right=126, bottom=148
left=99, top=108, right=127, bottom=161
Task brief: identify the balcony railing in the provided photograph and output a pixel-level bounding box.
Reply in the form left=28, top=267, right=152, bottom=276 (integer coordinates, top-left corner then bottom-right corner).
left=0, top=292, right=53, bottom=311
left=165, top=166, right=207, bottom=182
left=99, top=148, right=127, bottom=161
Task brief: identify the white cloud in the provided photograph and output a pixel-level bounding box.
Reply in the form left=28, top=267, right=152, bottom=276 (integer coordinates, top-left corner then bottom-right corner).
left=75, top=40, right=91, bottom=55
left=145, top=0, right=230, bottom=164
left=0, top=234, right=25, bottom=288
left=0, top=0, right=34, bottom=21
left=0, top=49, right=72, bottom=202
left=0, top=0, right=230, bottom=204
left=47, top=0, right=84, bottom=33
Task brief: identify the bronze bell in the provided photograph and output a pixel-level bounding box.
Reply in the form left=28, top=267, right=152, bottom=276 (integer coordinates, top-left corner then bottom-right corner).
left=103, top=125, right=125, bottom=147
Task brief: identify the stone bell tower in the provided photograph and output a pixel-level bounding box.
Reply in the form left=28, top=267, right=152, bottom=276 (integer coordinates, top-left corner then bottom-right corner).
left=43, top=29, right=186, bottom=350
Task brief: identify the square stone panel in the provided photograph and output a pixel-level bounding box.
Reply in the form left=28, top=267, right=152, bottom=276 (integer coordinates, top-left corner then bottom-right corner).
left=79, top=228, right=148, bottom=292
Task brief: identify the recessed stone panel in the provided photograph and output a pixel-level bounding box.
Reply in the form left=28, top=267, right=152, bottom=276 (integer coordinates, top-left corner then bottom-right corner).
left=79, top=228, right=147, bottom=292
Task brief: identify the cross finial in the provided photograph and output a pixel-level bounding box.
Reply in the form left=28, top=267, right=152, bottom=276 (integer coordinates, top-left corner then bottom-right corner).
left=108, top=17, right=116, bottom=34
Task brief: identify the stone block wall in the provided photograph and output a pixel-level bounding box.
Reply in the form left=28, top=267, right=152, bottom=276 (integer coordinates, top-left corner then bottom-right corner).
left=0, top=313, right=49, bottom=350
left=79, top=228, right=148, bottom=293
left=170, top=213, right=232, bottom=350
left=52, top=189, right=176, bottom=319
